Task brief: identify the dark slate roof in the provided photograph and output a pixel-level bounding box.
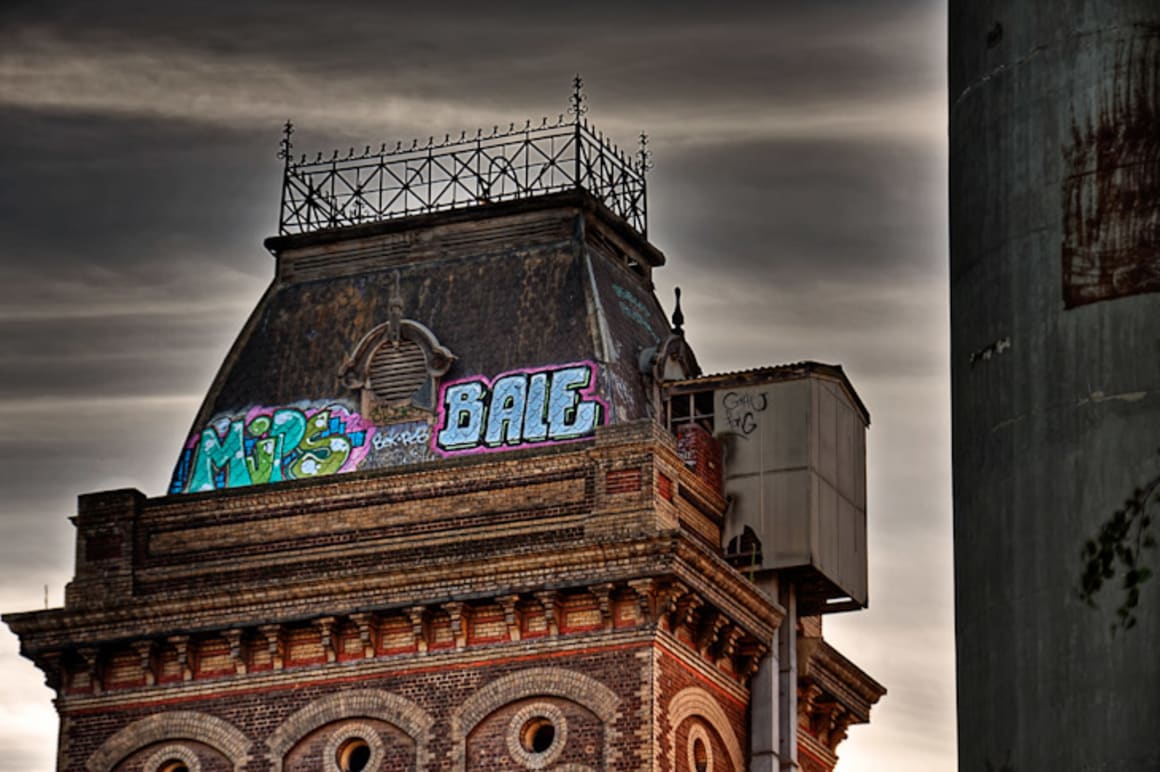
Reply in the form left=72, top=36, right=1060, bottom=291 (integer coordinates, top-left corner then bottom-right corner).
left=186, top=191, right=674, bottom=440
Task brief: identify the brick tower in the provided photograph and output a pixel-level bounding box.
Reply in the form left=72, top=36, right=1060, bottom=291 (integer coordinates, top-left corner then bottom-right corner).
left=5, top=94, right=883, bottom=772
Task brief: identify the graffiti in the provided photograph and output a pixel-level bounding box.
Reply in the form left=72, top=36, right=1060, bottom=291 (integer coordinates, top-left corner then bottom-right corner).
left=721, top=391, right=767, bottom=437
left=612, top=284, right=660, bottom=339
left=168, top=365, right=610, bottom=492
left=368, top=420, right=436, bottom=467
left=170, top=403, right=375, bottom=493
left=434, top=362, right=606, bottom=455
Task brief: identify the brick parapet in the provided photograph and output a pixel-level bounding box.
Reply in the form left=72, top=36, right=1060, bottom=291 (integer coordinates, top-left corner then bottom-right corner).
left=7, top=421, right=767, bottom=654
left=66, top=489, right=145, bottom=607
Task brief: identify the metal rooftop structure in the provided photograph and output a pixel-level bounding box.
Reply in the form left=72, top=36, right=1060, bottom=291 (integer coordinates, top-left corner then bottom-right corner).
left=277, top=77, right=650, bottom=237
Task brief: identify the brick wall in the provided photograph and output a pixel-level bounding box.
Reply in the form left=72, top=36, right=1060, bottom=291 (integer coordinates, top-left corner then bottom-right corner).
left=654, top=642, right=748, bottom=772
left=68, top=641, right=653, bottom=772
left=13, top=423, right=786, bottom=772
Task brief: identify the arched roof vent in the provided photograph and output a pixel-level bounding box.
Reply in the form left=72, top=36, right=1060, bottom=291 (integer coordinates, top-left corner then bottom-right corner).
left=368, top=339, right=428, bottom=403
left=338, top=272, right=455, bottom=417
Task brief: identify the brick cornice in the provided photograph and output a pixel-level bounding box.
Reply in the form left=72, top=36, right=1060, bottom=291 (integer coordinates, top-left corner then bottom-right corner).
left=797, top=637, right=886, bottom=723
left=57, top=630, right=656, bottom=713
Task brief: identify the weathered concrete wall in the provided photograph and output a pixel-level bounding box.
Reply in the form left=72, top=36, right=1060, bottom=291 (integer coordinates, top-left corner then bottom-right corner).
left=950, top=2, right=1160, bottom=769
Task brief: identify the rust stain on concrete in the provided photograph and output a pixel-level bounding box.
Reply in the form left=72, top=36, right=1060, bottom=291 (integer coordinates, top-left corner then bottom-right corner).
left=1062, top=26, right=1160, bottom=308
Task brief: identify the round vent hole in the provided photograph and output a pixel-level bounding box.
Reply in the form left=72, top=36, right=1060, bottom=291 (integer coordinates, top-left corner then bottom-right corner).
left=521, top=716, right=556, bottom=754
left=337, top=738, right=371, bottom=772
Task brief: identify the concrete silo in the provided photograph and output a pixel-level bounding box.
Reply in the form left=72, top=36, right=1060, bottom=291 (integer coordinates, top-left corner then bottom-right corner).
left=950, top=2, right=1160, bottom=769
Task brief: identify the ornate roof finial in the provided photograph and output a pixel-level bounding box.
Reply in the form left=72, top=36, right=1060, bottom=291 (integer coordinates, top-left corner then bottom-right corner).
left=278, top=120, right=294, bottom=164
left=637, top=131, right=654, bottom=175
left=569, top=74, right=588, bottom=123
left=388, top=270, right=404, bottom=344
left=672, top=287, right=685, bottom=334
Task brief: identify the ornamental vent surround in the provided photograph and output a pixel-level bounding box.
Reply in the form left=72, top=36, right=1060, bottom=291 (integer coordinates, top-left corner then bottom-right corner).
left=338, top=271, right=455, bottom=418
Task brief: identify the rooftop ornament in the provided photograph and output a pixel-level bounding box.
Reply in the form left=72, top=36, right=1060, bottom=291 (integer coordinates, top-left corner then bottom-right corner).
left=276, top=77, right=649, bottom=238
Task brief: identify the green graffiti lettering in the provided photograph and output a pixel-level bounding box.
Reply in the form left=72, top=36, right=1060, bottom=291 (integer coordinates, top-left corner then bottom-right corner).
left=288, top=409, right=352, bottom=478
left=187, top=421, right=251, bottom=492
left=244, top=436, right=279, bottom=484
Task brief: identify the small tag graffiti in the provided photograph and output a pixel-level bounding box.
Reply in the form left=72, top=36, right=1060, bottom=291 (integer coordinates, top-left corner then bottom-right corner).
left=170, top=403, right=375, bottom=493
left=434, top=363, right=606, bottom=455
left=721, top=391, right=767, bottom=437
left=368, top=420, right=436, bottom=466
left=612, top=283, right=660, bottom=339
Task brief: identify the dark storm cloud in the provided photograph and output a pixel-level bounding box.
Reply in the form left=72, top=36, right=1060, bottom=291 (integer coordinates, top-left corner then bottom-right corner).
left=652, top=136, right=946, bottom=283
left=1, top=0, right=940, bottom=92
left=1, top=0, right=942, bottom=137
left=0, top=107, right=276, bottom=277
left=0, top=395, right=197, bottom=575
left=0, top=107, right=273, bottom=415
left=0, top=308, right=248, bottom=400
left=0, top=0, right=945, bottom=403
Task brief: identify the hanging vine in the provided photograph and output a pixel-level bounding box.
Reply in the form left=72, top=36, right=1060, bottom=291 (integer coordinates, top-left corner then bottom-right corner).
left=1078, top=452, right=1159, bottom=633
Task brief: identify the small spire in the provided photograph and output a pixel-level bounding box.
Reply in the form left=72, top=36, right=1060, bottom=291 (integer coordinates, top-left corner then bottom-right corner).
left=278, top=120, right=294, bottom=163
left=637, top=131, right=654, bottom=176
left=569, top=74, right=588, bottom=123
left=388, top=270, right=404, bottom=344
left=672, top=287, right=685, bottom=334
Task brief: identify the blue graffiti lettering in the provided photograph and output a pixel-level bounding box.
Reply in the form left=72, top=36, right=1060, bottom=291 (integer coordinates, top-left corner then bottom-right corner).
left=438, top=381, right=488, bottom=450
left=435, top=363, right=605, bottom=455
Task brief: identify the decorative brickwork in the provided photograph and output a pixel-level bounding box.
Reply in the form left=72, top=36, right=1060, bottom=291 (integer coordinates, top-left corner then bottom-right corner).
left=664, top=687, right=744, bottom=772
left=284, top=717, right=412, bottom=772
left=85, top=712, right=251, bottom=772
left=506, top=702, right=568, bottom=768
left=796, top=635, right=886, bottom=772
left=120, top=740, right=229, bottom=772
left=266, top=689, right=433, bottom=771
left=452, top=666, right=620, bottom=771
left=683, top=722, right=712, bottom=772
left=141, top=744, right=203, bottom=772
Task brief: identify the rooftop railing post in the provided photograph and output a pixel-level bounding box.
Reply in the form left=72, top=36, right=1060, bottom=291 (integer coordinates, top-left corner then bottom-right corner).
left=574, top=120, right=582, bottom=191
left=570, top=74, right=586, bottom=191
left=277, top=120, right=294, bottom=236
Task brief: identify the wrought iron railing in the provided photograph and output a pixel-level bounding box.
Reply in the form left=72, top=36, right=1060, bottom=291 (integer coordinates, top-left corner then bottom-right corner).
left=277, top=81, right=651, bottom=237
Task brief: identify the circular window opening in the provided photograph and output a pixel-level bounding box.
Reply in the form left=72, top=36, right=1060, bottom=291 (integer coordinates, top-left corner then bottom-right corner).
left=520, top=716, right=556, bottom=754
left=159, top=762, right=189, bottom=772
left=337, top=737, right=372, bottom=772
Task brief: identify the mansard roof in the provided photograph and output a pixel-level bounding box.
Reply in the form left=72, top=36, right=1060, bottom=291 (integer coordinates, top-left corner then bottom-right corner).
left=170, top=190, right=681, bottom=495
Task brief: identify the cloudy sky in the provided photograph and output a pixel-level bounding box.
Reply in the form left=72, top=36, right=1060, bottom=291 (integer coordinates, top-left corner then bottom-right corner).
left=0, top=1, right=951, bottom=769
